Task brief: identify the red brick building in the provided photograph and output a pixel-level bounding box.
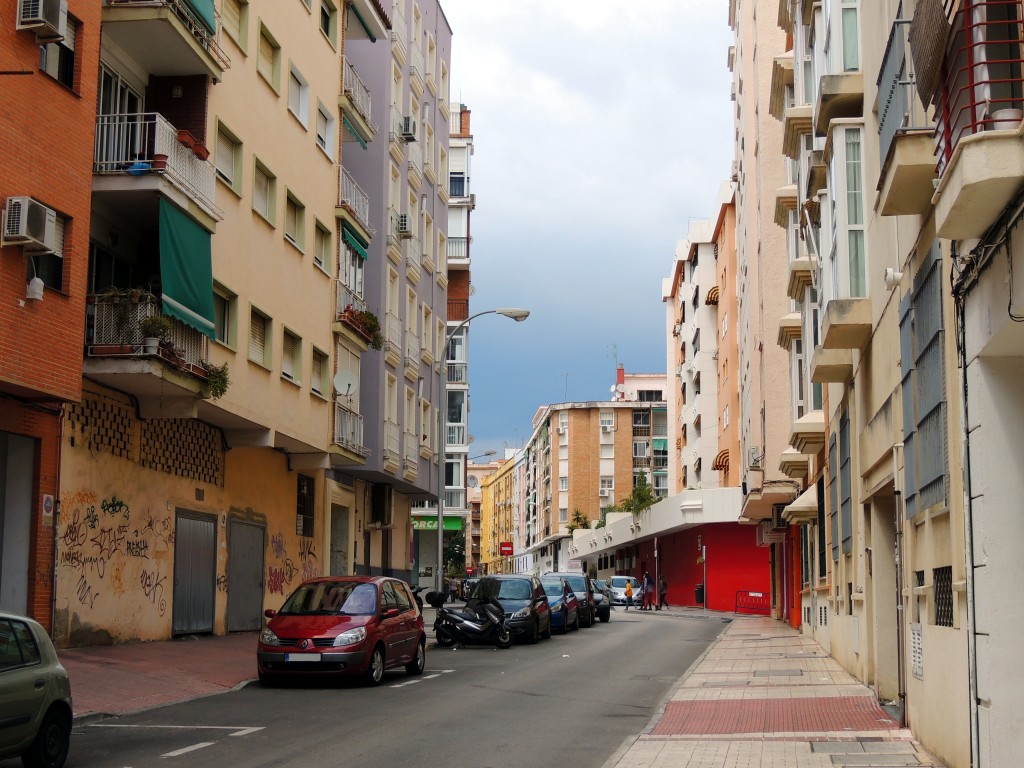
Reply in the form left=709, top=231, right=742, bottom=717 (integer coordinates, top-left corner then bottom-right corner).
left=0, top=0, right=100, bottom=628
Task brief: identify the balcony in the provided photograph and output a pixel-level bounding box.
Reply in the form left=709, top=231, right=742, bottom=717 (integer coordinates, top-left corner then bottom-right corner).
left=384, top=312, right=401, bottom=367
left=332, top=401, right=369, bottom=460
left=102, top=0, right=228, bottom=81
left=814, top=72, right=865, bottom=136
left=783, top=104, right=813, bottom=159
left=787, top=257, right=814, bottom=301
left=444, top=488, right=466, bottom=511
left=334, top=302, right=379, bottom=352
left=93, top=112, right=220, bottom=227
left=409, top=40, right=424, bottom=93
left=769, top=54, right=795, bottom=121
left=448, top=298, right=468, bottom=322
left=777, top=311, right=802, bottom=351
left=407, top=139, right=423, bottom=189
left=789, top=409, right=826, bottom=454
left=820, top=297, right=872, bottom=350
left=403, top=433, right=418, bottom=480
left=403, top=330, right=418, bottom=381
left=340, top=57, right=377, bottom=147
left=345, top=0, right=390, bottom=42
left=810, top=345, right=854, bottom=384
left=446, top=361, right=467, bottom=385
left=85, top=292, right=210, bottom=418
left=388, top=107, right=405, bottom=165
left=781, top=483, right=818, bottom=524
left=406, top=240, right=422, bottom=284
left=446, top=424, right=467, bottom=447
left=779, top=447, right=810, bottom=480
left=383, top=420, right=400, bottom=472
left=336, top=167, right=374, bottom=241
left=774, top=183, right=798, bottom=228
left=448, top=237, right=469, bottom=269
left=877, top=18, right=936, bottom=216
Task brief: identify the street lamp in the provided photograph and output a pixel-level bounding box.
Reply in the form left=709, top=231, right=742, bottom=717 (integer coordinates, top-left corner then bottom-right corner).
left=436, top=308, right=529, bottom=592
left=469, top=450, right=497, bottom=461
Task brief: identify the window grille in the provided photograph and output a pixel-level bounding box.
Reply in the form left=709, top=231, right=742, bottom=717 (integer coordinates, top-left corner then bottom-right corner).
left=934, top=566, right=953, bottom=627
left=296, top=475, right=314, bottom=537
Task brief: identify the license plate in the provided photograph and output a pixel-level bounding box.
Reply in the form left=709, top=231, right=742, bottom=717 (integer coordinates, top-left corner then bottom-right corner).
left=284, top=652, right=321, bottom=662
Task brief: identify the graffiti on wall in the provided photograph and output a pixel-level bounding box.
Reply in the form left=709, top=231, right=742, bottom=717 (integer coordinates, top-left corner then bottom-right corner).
left=59, top=490, right=174, bottom=618
left=266, top=533, right=319, bottom=595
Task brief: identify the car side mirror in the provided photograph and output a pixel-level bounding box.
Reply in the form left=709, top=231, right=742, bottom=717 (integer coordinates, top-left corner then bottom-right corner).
left=264, top=609, right=277, bottom=618
left=382, top=607, right=400, bottom=619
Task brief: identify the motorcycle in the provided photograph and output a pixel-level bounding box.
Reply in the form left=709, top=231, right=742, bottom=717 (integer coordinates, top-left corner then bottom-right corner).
left=432, top=595, right=513, bottom=649
left=411, top=586, right=426, bottom=610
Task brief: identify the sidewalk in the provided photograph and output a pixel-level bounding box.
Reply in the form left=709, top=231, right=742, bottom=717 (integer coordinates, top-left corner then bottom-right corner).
left=58, top=611, right=945, bottom=766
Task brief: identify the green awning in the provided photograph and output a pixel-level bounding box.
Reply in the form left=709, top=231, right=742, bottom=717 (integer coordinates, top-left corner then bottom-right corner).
left=342, top=223, right=368, bottom=260
left=183, top=0, right=216, bottom=34
left=159, top=199, right=215, bottom=338
left=411, top=515, right=463, bottom=531
left=652, top=438, right=668, bottom=451
left=349, top=3, right=377, bottom=42
left=342, top=116, right=367, bottom=149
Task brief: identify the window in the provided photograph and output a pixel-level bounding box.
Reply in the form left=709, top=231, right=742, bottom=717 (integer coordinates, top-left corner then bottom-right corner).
left=257, top=25, right=281, bottom=91
left=829, top=433, right=839, bottom=561
left=420, top=398, right=431, bottom=451
left=633, top=442, right=649, bottom=458
left=559, top=508, right=568, bottom=524
left=284, top=192, right=304, bottom=249
left=311, top=348, right=328, bottom=396
left=449, top=172, right=466, bottom=197
left=599, top=410, right=614, bottom=428
left=288, top=65, right=309, bottom=127
left=599, top=443, right=614, bottom=459
left=845, top=129, right=865, bottom=297
left=600, top=477, right=614, bottom=490
left=342, top=239, right=364, bottom=297
left=559, top=477, right=568, bottom=491
left=32, top=211, right=66, bottom=291
left=816, top=476, right=827, bottom=579
left=213, top=284, right=236, bottom=347
left=723, top=405, right=730, bottom=427
left=252, top=160, right=276, bottom=223
left=0, top=619, right=41, bottom=669
left=316, top=101, right=335, bottom=156
left=282, top=330, right=300, bottom=382
left=840, top=0, right=860, bottom=72
left=637, top=390, right=663, bottom=402
left=840, top=410, right=852, bottom=554
left=314, top=221, right=330, bottom=271
left=215, top=124, right=242, bottom=193
left=249, top=308, right=270, bottom=367
left=40, top=15, right=77, bottom=89
left=221, top=0, right=248, bottom=49
left=336, top=344, right=360, bottom=410
left=296, top=475, right=314, bottom=537
left=320, top=0, right=337, bottom=44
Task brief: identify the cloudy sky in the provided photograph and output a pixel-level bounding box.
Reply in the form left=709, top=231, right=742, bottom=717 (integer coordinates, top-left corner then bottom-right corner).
left=439, top=1, right=735, bottom=458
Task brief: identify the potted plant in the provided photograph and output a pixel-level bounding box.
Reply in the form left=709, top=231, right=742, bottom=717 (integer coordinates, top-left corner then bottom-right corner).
left=192, top=143, right=210, bottom=161
left=200, top=361, right=230, bottom=399
left=355, top=310, right=385, bottom=350
left=139, top=314, right=172, bottom=354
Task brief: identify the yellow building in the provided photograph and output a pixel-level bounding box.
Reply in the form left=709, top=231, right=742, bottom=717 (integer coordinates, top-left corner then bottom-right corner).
left=480, top=458, right=514, bottom=574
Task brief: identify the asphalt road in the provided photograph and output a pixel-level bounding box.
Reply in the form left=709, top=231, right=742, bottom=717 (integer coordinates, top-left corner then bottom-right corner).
left=36, top=612, right=727, bottom=768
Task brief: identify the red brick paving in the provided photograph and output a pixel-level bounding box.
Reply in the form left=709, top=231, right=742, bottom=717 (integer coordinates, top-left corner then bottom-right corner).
left=651, top=696, right=899, bottom=736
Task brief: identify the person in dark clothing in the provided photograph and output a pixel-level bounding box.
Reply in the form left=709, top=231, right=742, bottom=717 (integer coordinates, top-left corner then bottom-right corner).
left=657, top=576, right=669, bottom=610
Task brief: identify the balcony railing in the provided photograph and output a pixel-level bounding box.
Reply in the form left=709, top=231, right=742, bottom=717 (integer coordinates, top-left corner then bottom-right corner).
left=448, top=237, right=468, bottom=260
left=342, top=56, right=376, bottom=133
left=878, top=18, right=931, bottom=168
left=936, top=0, right=1024, bottom=173
left=88, top=291, right=208, bottom=369
left=407, top=139, right=423, bottom=180
left=106, top=0, right=230, bottom=71
left=385, top=312, right=402, bottom=358
left=334, top=401, right=369, bottom=456
left=444, top=488, right=466, bottom=510
left=446, top=361, right=467, bottom=384
left=338, top=167, right=373, bottom=235
left=403, top=432, right=418, bottom=472
left=384, top=420, right=400, bottom=463
left=447, top=424, right=467, bottom=446
left=448, top=299, right=468, bottom=321
left=404, top=330, right=419, bottom=368
left=94, top=112, right=219, bottom=218
left=336, top=280, right=365, bottom=317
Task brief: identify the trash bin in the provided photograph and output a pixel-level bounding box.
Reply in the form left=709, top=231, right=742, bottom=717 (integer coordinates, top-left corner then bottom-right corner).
left=695, top=584, right=705, bottom=605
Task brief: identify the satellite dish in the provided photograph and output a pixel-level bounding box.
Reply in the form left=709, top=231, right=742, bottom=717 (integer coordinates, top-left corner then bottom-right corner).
left=609, top=385, right=617, bottom=393
left=333, top=371, right=359, bottom=397
left=615, top=384, right=625, bottom=393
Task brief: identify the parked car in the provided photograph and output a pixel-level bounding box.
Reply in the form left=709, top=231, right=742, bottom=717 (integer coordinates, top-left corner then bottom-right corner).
left=0, top=611, right=73, bottom=768
left=609, top=575, right=641, bottom=606
left=540, top=576, right=579, bottom=633
left=544, top=572, right=596, bottom=627
left=257, top=576, right=426, bottom=686
left=468, top=575, right=551, bottom=644
left=592, top=578, right=612, bottom=622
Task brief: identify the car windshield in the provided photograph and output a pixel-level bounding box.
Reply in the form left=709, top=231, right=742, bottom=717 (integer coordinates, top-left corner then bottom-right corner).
left=594, top=580, right=608, bottom=590
left=611, top=577, right=638, bottom=589
left=561, top=575, right=587, bottom=593
left=474, top=579, right=532, bottom=600
left=278, top=581, right=378, bottom=616
left=540, top=579, right=565, bottom=597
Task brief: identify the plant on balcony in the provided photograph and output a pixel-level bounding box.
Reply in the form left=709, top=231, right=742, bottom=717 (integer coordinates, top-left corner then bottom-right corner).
left=200, top=361, right=230, bottom=399
left=609, top=475, right=656, bottom=519
left=139, top=314, right=173, bottom=340
left=342, top=307, right=384, bottom=350
left=566, top=508, right=590, bottom=532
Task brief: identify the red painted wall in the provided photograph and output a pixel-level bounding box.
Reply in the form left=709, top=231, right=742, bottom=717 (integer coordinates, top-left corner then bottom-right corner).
left=631, top=523, right=770, bottom=612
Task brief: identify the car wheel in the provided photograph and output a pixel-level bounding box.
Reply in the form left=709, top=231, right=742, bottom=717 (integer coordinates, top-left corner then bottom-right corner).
left=258, top=670, right=278, bottom=688
left=435, top=626, right=456, bottom=648
left=570, top=612, right=579, bottom=631
left=582, top=609, right=593, bottom=628
left=540, top=616, right=551, bottom=639
left=600, top=610, right=610, bottom=623
left=495, top=626, right=513, bottom=649
left=405, top=639, right=425, bottom=676
left=528, top=618, right=540, bottom=644
left=21, top=706, right=70, bottom=768
left=364, top=644, right=385, bottom=686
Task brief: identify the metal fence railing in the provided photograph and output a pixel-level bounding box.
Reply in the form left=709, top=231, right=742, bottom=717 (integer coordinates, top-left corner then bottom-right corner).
left=878, top=17, right=932, bottom=169
left=735, top=589, right=771, bottom=615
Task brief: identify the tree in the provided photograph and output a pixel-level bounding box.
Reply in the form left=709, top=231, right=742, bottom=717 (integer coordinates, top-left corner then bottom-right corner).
left=610, top=474, right=657, bottom=517
left=444, top=531, right=466, bottom=577
left=567, top=508, right=590, bottom=532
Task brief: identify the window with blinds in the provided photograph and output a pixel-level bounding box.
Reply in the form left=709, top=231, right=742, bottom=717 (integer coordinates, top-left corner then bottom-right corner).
left=257, top=26, right=279, bottom=89
left=215, top=126, right=238, bottom=188
left=282, top=331, right=299, bottom=381
left=253, top=162, right=273, bottom=222
left=221, top=0, right=244, bottom=45
left=288, top=68, right=307, bottom=126
left=316, top=106, right=331, bottom=154
left=284, top=195, right=302, bottom=247
left=311, top=349, right=326, bottom=396
left=249, top=310, right=268, bottom=366
left=34, top=212, right=66, bottom=291
left=41, top=14, right=77, bottom=88
left=314, top=223, right=329, bottom=270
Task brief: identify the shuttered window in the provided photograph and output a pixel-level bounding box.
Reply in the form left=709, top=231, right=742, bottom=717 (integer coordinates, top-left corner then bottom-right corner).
left=249, top=310, right=268, bottom=365
left=839, top=409, right=852, bottom=554
left=253, top=162, right=274, bottom=222
left=222, top=0, right=241, bottom=43
left=829, top=434, right=839, bottom=561
left=282, top=331, right=299, bottom=381
left=215, top=127, right=237, bottom=186
left=311, top=349, right=326, bottom=396
left=257, top=26, right=278, bottom=89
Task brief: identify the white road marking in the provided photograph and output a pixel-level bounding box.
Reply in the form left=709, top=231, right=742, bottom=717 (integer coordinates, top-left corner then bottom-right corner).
left=388, top=669, right=454, bottom=688
left=90, top=725, right=264, bottom=737
left=161, top=742, right=215, bottom=757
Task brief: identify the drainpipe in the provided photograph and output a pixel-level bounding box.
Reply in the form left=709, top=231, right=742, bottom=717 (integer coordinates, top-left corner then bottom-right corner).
left=892, top=442, right=907, bottom=727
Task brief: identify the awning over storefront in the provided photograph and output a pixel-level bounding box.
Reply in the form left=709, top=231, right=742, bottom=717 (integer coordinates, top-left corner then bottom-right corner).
left=342, top=222, right=369, bottom=260
left=412, top=515, right=463, bottom=531
left=159, top=199, right=215, bottom=338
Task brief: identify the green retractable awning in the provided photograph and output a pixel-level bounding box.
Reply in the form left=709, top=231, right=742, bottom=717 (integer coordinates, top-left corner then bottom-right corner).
left=159, top=199, right=215, bottom=338
left=342, top=116, right=368, bottom=149
left=342, top=222, right=369, bottom=260
left=183, top=0, right=216, bottom=34
left=652, top=438, right=668, bottom=451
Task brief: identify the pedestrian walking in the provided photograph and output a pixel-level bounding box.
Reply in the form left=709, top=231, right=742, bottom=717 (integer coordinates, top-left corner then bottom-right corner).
left=624, top=579, right=633, bottom=611
left=657, top=576, right=669, bottom=610
left=643, top=572, right=655, bottom=610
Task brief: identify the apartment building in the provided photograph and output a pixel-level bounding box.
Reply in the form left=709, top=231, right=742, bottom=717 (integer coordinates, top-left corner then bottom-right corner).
left=1, top=0, right=101, bottom=628
left=479, top=457, right=514, bottom=574
left=339, top=0, right=452, bottom=588
left=467, top=455, right=499, bottom=573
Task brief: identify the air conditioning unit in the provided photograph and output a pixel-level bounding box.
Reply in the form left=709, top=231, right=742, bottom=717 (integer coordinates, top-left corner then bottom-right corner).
left=598, top=488, right=610, bottom=497
left=556, top=426, right=565, bottom=435
left=396, top=213, right=412, bottom=238
left=748, top=447, right=761, bottom=467
left=2, top=196, right=57, bottom=253
left=17, top=0, right=66, bottom=42
left=400, top=116, right=417, bottom=141
left=771, top=503, right=789, bottom=530
left=601, top=424, right=612, bottom=432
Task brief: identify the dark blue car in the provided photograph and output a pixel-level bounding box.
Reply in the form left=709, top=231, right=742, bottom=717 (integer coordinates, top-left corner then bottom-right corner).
left=541, top=577, right=579, bottom=634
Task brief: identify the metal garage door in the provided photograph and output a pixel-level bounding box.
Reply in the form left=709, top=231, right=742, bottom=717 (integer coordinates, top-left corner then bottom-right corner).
left=227, top=520, right=264, bottom=631
left=172, top=511, right=216, bottom=635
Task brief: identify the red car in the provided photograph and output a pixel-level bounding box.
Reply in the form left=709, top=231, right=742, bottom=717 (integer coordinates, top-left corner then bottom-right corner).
left=257, top=576, right=426, bottom=686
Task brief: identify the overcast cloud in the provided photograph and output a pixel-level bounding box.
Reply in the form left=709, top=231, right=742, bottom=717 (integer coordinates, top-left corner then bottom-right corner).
left=440, top=1, right=734, bottom=456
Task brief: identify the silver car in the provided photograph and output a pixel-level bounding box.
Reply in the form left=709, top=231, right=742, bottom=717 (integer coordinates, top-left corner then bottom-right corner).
left=609, top=575, right=641, bottom=606
left=0, top=612, right=73, bottom=768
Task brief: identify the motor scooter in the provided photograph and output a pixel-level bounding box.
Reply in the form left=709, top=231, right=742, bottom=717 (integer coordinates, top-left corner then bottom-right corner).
left=432, top=594, right=513, bottom=649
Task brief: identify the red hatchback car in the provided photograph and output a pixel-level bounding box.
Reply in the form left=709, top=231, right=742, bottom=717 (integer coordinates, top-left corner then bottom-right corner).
left=257, top=576, right=426, bottom=686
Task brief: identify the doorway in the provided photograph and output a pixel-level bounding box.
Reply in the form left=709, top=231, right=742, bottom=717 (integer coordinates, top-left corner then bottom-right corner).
left=227, top=520, right=264, bottom=632
left=172, top=510, right=216, bottom=635
left=330, top=505, right=349, bottom=575
left=0, top=433, right=34, bottom=614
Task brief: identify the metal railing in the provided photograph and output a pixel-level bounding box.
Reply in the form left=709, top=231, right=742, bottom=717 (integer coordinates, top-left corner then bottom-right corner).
left=404, top=330, right=419, bottom=369
left=448, top=237, right=468, bottom=260
left=406, top=240, right=421, bottom=280
left=342, top=57, right=376, bottom=133
left=407, top=139, right=423, bottom=178
left=334, top=401, right=369, bottom=456
left=446, top=424, right=466, bottom=446
left=409, top=42, right=424, bottom=84
left=335, top=280, right=365, bottom=317
left=338, top=167, right=373, bottom=235
left=89, top=291, right=208, bottom=367
left=391, top=8, right=407, bottom=57
left=446, top=361, right=467, bottom=384
left=935, top=0, right=1024, bottom=173
left=735, top=589, right=771, bottom=615
left=385, top=312, right=402, bottom=358
left=878, top=18, right=932, bottom=169
left=448, top=299, right=468, bottom=321
left=107, top=0, right=230, bottom=71
left=94, top=112, right=219, bottom=218
left=403, top=432, right=418, bottom=472
left=384, top=420, right=400, bottom=463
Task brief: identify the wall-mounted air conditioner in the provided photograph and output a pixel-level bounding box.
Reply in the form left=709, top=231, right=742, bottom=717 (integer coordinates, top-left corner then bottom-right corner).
left=601, top=424, right=612, bottom=432
left=400, top=116, right=417, bottom=141
left=598, top=488, right=609, bottom=497
left=556, top=426, right=565, bottom=435
left=2, top=196, right=57, bottom=253
left=396, top=213, right=412, bottom=238
left=748, top=447, right=761, bottom=467
left=17, top=0, right=66, bottom=42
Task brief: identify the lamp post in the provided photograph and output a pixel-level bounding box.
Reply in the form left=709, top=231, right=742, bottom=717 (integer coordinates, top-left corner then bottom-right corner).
left=436, top=308, right=529, bottom=592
